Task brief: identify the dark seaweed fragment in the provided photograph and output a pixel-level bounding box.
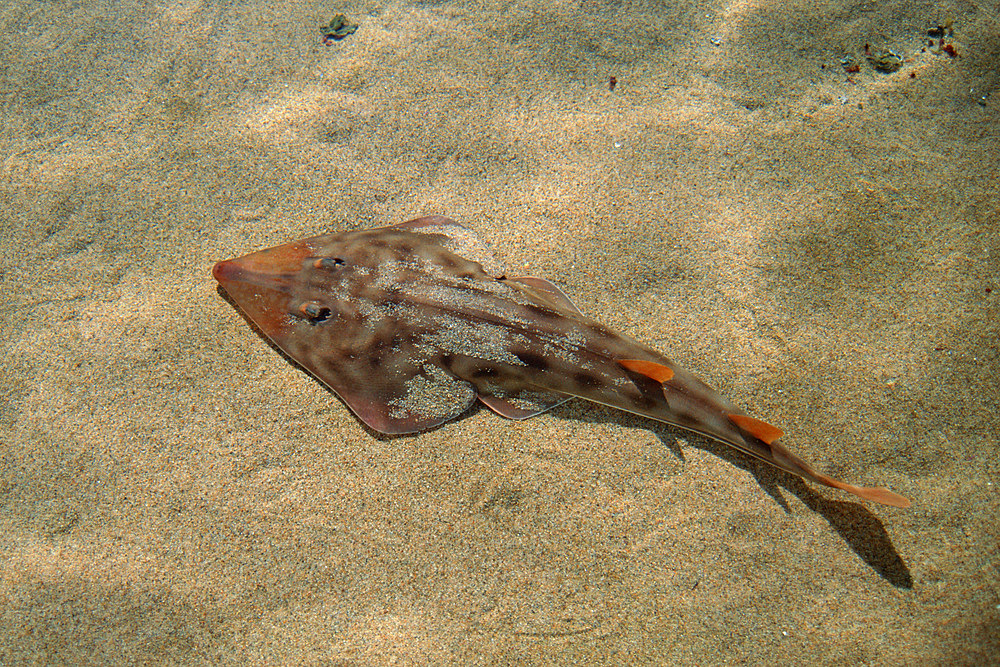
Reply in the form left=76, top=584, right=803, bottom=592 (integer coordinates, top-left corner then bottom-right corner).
left=321, top=14, right=358, bottom=42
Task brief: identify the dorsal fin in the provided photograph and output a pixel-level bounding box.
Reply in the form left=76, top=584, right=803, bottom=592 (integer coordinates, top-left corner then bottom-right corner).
left=728, top=413, right=785, bottom=444
left=618, top=359, right=675, bottom=383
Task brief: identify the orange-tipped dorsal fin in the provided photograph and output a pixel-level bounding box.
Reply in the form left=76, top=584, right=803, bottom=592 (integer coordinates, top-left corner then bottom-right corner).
left=618, top=359, right=675, bottom=383
left=728, top=413, right=785, bottom=445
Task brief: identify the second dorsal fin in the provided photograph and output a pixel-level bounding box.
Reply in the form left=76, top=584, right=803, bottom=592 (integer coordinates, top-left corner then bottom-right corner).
left=728, top=413, right=785, bottom=444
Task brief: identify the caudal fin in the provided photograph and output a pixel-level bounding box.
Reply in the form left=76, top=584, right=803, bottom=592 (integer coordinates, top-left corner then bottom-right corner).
left=614, top=358, right=911, bottom=509
left=808, top=470, right=912, bottom=508
left=726, top=413, right=911, bottom=509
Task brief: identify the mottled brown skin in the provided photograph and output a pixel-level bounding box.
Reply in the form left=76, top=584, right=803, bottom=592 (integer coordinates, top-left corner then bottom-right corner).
left=213, top=216, right=910, bottom=508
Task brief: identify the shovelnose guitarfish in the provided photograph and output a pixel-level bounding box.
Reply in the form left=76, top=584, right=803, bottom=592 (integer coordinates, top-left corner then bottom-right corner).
left=213, top=216, right=910, bottom=508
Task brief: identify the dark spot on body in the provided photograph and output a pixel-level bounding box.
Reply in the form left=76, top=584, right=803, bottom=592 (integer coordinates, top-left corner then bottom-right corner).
left=472, top=366, right=500, bottom=378
left=574, top=372, right=601, bottom=388
left=515, top=351, right=550, bottom=370
left=364, top=332, right=396, bottom=355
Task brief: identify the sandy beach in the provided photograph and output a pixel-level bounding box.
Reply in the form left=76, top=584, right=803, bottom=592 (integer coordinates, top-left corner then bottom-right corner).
left=1, top=0, right=998, bottom=663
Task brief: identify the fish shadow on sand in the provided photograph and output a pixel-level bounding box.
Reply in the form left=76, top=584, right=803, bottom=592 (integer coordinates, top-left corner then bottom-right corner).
left=550, top=400, right=913, bottom=588
left=216, top=284, right=912, bottom=589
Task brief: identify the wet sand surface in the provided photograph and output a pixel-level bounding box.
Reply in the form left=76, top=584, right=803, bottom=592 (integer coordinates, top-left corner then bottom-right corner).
left=1, top=1, right=998, bottom=664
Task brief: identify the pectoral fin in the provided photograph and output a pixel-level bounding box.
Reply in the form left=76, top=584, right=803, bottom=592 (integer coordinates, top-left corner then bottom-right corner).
left=478, top=393, right=570, bottom=420
left=505, top=276, right=586, bottom=316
